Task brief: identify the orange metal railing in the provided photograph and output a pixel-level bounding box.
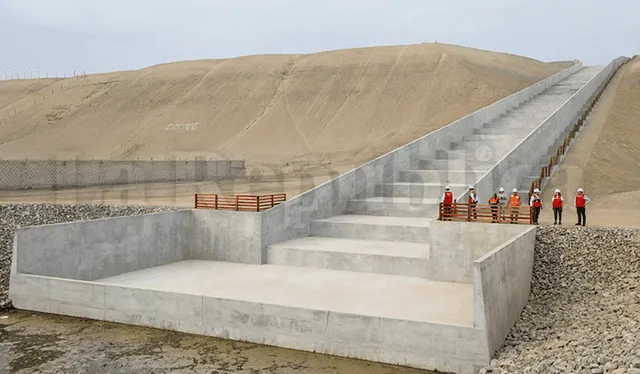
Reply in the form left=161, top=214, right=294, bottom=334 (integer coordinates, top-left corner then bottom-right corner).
left=194, top=193, right=286, bottom=212
left=438, top=203, right=533, bottom=224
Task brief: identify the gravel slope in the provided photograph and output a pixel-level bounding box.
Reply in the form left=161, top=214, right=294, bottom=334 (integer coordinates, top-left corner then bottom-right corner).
left=0, top=204, right=177, bottom=310
left=485, top=226, right=640, bottom=374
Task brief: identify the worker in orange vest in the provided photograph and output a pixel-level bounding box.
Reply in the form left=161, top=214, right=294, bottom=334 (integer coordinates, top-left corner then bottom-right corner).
left=488, top=193, right=499, bottom=223
left=441, top=185, right=454, bottom=220
left=529, top=188, right=543, bottom=225
left=574, top=188, right=591, bottom=226
left=552, top=189, right=564, bottom=225
left=509, top=188, right=521, bottom=223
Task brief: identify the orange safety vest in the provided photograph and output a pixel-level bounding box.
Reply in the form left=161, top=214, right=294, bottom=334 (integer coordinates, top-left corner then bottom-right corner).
left=510, top=194, right=521, bottom=207
left=553, top=194, right=563, bottom=208
left=532, top=194, right=542, bottom=208
left=575, top=194, right=586, bottom=208
left=489, top=197, right=498, bottom=205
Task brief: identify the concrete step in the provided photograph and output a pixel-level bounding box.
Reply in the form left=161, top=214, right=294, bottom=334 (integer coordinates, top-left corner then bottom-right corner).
left=267, top=237, right=430, bottom=278
left=376, top=182, right=467, bottom=199
left=473, top=126, right=531, bottom=136
left=346, top=196, right=440, bottom=218
left=416, top=158, right=494, bottom=171
left=462, top=134, right=512, bottom=142
left=434, top=149, right=467, bottom=160
left=310, top=215, right=432, bottom=243
left=398, top=169, right=488, bottom=184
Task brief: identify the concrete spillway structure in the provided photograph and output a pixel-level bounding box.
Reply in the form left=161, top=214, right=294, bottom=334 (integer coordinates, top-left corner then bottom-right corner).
left=10, top=57, right=629, bottom=374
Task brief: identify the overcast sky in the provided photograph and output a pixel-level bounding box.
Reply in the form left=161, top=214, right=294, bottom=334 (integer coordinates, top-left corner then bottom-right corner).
left=1, top=0, right=638, bottom=78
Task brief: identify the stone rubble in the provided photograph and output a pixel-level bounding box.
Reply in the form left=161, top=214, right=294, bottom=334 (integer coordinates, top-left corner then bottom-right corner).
left=484, top=226, right=640, bottom=374
left=0, top=203, right=177, bottom=310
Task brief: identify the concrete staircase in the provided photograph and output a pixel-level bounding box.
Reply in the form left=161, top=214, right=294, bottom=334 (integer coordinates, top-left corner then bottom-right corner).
left=267, top=66, right=601, bottom=278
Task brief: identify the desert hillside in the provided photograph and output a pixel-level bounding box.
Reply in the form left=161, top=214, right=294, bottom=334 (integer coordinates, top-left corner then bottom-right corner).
left=542, top=56, right=640, bottom=228
left=0, top=43, right=567, bottom=170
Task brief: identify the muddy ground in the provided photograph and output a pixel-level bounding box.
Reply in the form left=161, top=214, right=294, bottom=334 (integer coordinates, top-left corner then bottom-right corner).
left=0, top=310, right=431, bottom=374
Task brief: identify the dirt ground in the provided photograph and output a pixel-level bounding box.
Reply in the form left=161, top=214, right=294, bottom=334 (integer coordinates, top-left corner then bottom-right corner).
left=0, top=310, right=430, bottom=374
left=541, top=56, right=640, bottom=229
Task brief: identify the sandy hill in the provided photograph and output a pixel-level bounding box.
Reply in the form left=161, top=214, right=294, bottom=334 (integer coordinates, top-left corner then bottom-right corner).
left=541, top=56, right=640, bottom=228
left=0, top=43, right=566, bottom=171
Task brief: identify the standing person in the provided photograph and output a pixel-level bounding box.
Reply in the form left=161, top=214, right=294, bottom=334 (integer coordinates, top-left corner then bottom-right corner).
left=441, top=185, right=454, bottom=220
left=530, top=188, right=543, bottom=225
left=497, top=187, right=508, bottom=220
left=509, top=188, right=521, bottom=223
left=468, top=186, right=479, bottom=220
left=574, top=188, right=591, bottom=226
left=552, top=189, right=564, bottom=225
left=488, top=193, right=499, bottom=223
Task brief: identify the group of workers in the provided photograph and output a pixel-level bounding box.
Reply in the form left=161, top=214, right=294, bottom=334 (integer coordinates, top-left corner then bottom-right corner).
left=442, top=185, right=591, bottom=226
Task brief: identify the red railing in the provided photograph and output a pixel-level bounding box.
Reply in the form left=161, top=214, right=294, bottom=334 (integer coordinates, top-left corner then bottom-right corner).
left=438, top=203, right=533, bottom=224
left=194, top=193, right=286, bottom=212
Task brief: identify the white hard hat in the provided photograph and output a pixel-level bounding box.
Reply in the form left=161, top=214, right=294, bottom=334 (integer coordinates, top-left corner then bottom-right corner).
left=534, top=188, right=540, bottom=193
left=469, top=185, right=474, bottom=189
left=499, top=187, right=504, bottom=192
left=555, top=189, right=561, bottom=193
left=445, top=185, right=450, bottom=190
left=512, top=188, right=518, bottom=193
left=577, top=188, right=584, bottom=192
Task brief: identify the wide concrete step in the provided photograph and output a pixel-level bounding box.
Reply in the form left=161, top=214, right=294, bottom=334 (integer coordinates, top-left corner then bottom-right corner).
left=267, top=237, right=430, bottom=278
left=346, top=197, right=440, bottom=218
left=398, top=169, right=488, bottom=184
left=376, top=182, right=467, bottom=199
left=310, top=215, right=432, bottom=243
left=473, top=127, right=531, bottom=136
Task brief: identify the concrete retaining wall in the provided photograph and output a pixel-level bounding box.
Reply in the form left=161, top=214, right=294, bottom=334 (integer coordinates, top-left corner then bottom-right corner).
left=0, top=159, right=245, bottom=190
left=473, top=227, right=537, bottom=356
left=261, top=61, right=582, bottom=247
left=192, top=210, right=263, bottom=264
left=13, top=210, right=193, bottom=280
left=471, top=57, right=629, bottom=201
left=428, top=221, right=532, bottom=283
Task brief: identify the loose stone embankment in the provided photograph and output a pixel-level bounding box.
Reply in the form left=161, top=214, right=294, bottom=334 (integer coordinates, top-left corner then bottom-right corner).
left=0, top=204, right=177, bottom=310
left=484, top=226, right=640, bottom=374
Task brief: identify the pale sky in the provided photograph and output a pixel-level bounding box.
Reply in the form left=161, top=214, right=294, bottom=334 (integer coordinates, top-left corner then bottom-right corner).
left=1, top=0, right=638, bottom=78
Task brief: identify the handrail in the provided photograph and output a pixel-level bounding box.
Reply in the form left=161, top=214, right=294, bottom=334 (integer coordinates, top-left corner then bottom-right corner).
left=438, top=202, right=533, bottom=224
left=194, top=193, right=286, bottom=212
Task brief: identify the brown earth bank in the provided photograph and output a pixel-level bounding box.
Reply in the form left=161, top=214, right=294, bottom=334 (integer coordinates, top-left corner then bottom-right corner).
left=0, top=43, right=566, bottom=171
left=541, top=56, right=640, bottom=229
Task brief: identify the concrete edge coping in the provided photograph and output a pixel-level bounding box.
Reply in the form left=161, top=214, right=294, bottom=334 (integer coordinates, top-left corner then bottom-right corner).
left=11, top=272, right=480, bottom=330
left=265, top=60, right=584, bottom=212
left=473, top=226, right=537, bottom=265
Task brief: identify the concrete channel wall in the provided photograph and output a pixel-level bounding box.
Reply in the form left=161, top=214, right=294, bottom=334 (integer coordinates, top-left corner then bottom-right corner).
left=0, top=159, right=245, bottom=190
left=428, top=221, right=531, bottom=283
left=471, top=57, right=629, bottom=201
left=13, top=210, right=193, bottom=280
left=261, top=61, right=583, bottom=247
left=473, top=227, right=537, bottom=356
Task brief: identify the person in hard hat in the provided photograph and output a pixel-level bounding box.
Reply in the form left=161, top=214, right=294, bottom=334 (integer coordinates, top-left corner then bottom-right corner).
left=441, top=185, right=454, bottom=220
left=497, top=187, right=508, bottom=220
left=574, top=188, right=591, bottom=226
left=530, top=188, right=543, bottom=225
left=552, top=189, right=564, bottom=225
left=488, top=193, right=500, bottom=223
left=468, top=185, right=479, bottom=220
left=509, top=188, right=521, bottom=223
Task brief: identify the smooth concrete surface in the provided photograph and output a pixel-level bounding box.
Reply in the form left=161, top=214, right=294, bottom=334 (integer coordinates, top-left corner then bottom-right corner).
left=13, top=210, right=192, bottom=281
left=346, top=197, right=440, bottom=218
left=191, top=209, right=264, bottom=264
left=473, top=57, right=628, bottom=201
left=473, top=227, right=537, bottom=356
left=310, top=215, right=432, bottom=243
left=428, top=221, right=533, bottom=284
left=260, top=61, right=582, bottom=247
left=267, top=236, right=430, bottom=277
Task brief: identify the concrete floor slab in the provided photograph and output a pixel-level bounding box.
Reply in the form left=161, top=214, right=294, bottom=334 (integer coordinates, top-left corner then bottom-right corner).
left=97, top=260, right=474, bottom=326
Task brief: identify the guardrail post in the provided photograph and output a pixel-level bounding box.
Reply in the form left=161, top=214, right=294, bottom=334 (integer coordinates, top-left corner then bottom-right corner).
left=529, top=206, right=533, bottom=225
left=194, top=194, right=198, bottom=209
left=235, top=195, right=239, bottom=211
left=438, top=203, right=442, bottom=221
left=214, top=194, right=218, bottom=210
left=271, top=194, right=275, bottom=208
left=467, top=204, right=471, bottom=222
